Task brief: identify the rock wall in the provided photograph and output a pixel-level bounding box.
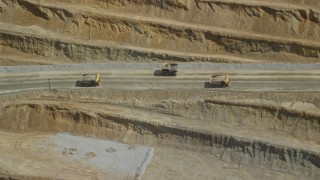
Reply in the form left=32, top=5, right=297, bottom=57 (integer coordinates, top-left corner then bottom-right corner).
left=0, top=0, right=319, bottom=64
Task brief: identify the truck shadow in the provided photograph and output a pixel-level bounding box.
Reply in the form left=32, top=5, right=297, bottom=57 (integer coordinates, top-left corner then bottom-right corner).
left=204, top=82, right=223, bottom=88
left=204, top=82, right=212, bottom=88
left=153, top=70, right=164, bottom=76
left=154, top=70, right=177, bottom=76
left=75, top=80, right=90, bottom=87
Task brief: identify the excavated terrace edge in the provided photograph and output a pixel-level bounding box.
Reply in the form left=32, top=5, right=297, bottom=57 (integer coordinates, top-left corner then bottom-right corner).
left=23, top=0, right=320, bottom=45
left=203, top=0, right=320, bottom=12
left=1, top=21, right=319, bottom=64
left=1, top=91, right=319, bottom=156
left=4, top=99, right=320, bottom=171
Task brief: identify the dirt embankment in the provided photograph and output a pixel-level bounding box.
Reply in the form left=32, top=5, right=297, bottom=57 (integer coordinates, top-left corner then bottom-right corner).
left=151, top=98, right=320, bottom=142
left=0, top=0, right=319, bottom=64
left=0, top=89, right=319, bottom=178
left=36, top=0, right=320, bottom=41
left=0, top=101, right=318, bottom=178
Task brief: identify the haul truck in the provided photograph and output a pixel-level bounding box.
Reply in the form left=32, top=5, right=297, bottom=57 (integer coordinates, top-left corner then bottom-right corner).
left=77, top=74, right=101, bottom=87
left=162, top=63, right=178, bottom=76
left=210, top=75, right=230, bottom=88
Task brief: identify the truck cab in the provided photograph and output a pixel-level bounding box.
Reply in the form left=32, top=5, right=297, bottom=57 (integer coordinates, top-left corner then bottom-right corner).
left=162, top=63, right=178, bottom=76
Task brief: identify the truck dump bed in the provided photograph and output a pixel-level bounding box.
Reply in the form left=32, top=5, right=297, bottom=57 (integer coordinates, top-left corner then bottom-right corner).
left=210, top=75, right=229, bottom=82
left=162, top=63, right=178, bottom=71
left=81, top=74, right=97, bottom=82
left=210, top=75, right=230, bottom=87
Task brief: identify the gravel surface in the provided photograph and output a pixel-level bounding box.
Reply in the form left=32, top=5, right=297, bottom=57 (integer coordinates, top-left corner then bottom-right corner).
left=0, top=63, right=320, bottom=73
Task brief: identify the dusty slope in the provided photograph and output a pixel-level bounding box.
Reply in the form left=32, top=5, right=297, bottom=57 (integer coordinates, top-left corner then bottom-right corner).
left=0, top=89, right=319, bottom=179
left=0, top=0, right=319, bottom=64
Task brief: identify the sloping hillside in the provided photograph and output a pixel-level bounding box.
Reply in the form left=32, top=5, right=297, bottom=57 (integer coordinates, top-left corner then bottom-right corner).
left=0, top=0, right=319, bottom=65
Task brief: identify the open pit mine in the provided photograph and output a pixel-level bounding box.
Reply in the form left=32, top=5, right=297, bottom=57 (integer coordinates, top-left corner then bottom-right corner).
left=0, top=0, right=319, bottom=179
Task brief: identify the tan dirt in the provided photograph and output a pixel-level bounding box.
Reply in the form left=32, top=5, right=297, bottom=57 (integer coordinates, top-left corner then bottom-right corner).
left=0, top=89, right=319, bottom=179
left=0, top=0, right=320, bottom=64
left=0, top=0, right=320, bottom=179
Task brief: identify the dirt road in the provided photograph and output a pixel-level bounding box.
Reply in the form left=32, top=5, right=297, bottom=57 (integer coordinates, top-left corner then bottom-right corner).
left=0, top=66, right=319, bottom=179
left=0, top=69, right=319, bottom=94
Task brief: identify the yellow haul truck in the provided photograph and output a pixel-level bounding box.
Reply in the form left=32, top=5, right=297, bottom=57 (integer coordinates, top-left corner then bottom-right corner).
left=210, top=75, right=230, bottom=88
left=77, top=74, right=101, bottom=87
left=162, top=63, right=178, bottom=76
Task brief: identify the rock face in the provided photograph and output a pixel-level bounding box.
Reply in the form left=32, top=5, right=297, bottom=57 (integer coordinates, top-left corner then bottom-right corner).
left=0, top=0, right=320, bottom=65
